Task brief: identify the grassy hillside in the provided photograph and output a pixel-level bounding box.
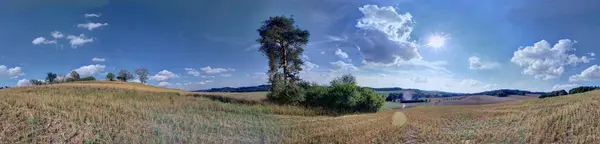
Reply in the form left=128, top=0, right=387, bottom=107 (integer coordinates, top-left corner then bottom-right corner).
left=0, top=81, right=312, bottom=143
left=2, top=81, right=600, bottom=143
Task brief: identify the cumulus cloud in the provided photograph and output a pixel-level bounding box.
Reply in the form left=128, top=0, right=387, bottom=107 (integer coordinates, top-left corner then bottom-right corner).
left=330, top=61, right=358, bottom=71
left=17, top=79, right=31, bottom=87
left=32, top=37, right=56, bottom=45
left=589, top=52, right=596, bottom=57
left=335, top=48, right=349, bottom=59
left=92, top=57, right=106, bottom=62
left=66, top=34, right=94, bottom=48
left=184, top=68, right=201, bottom=76
left=157, top=81, right=172, bottom=87
left=569, top=65, right=600, bottom=82
left=469, top=56, right=498, bottom=70
left=84, top=13, right=101, bottom=18
left=150, top=70, right=179, bottom=81
left=320, top=51, right=326, bottom=55
left=200, top=66, right=234, bottom=74
left=77, top=22, right=108, bottom=31
left=511, top=39, right=591, bottom=80
left=72, top=64, right=105, bottom=77
left=51, top=31, right=64, bottom=39
left=351, top=4, right=421, bottom=65
left=0, top=65, right=25, bottom=79
left=552, top=84, right=580, bottom=91
left=411, top=77, right=428, bottom=83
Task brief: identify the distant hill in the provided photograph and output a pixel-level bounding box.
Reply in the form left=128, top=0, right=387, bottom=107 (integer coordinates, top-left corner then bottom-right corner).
left=194, top=85, right=546, bottom=98
left=194, top=85, right=271, bottom=92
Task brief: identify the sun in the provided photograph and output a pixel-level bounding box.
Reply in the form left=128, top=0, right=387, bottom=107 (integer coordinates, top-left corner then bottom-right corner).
left=427, top=35, right=447, bottom=48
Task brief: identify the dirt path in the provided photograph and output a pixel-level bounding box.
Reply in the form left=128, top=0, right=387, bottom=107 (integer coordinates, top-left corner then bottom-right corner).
left=392, top=112, right=407, bottom=126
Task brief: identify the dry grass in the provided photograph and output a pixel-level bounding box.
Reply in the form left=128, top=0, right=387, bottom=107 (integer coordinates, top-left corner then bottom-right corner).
left=2, top=81, right=600, bottom=143
left=402, top=91, right=600, bottom=143
left=0, top=81, right=310, bottom=143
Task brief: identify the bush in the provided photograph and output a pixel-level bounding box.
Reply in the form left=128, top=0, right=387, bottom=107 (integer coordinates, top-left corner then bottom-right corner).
left=80, top=76, right=96, bottom=81
left=302, top=74, right=385, bottom=113
left=266, top=73, right=305, bottom=105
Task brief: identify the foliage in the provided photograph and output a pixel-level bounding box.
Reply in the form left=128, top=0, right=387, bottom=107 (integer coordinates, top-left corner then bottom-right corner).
left=266, top=72, right=305, bottom=105
left=117, top=70, right=134, bottom=82
left=29, top=79, right=44, bottom=85
left=46, top=72, right=57, bottom=84
left=303, top=74, right=385, bottom=113
left=80, top=76, right=96, bottom=81
left=70, top=71, right=81, bottom=80
left=386, top=93, right=404, bottom=101
left=135, top=68, right=149, bottom=84
left=106, top=73, right=115, bottom=81
left=257, top=15, right=310, bottom=104
left=469, top=89, right=545, bottom=97
left=568, top=86, right=600, bottom=94
left=539, top=90, right=568, bottom=98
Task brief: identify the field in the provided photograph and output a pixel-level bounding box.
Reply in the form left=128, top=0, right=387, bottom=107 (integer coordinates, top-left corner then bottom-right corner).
left=1, top=81, right=600, bottom=143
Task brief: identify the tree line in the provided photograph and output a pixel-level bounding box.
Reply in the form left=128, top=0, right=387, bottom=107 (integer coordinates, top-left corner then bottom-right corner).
left=26, top=68, right=150, bottom=86
left=540, top=86, right=600, bottom=99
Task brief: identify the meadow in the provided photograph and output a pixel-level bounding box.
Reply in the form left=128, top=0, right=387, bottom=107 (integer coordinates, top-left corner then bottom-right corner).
left=1, top=81, right=599, bottom=143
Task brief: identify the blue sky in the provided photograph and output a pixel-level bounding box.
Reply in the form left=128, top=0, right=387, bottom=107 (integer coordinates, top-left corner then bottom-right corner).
left=2, top=0, right=600, bottom=93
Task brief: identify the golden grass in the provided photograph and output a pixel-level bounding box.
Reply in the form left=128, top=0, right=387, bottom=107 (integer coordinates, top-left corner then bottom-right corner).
left=2, top=81, right=600, bottom=143
left=0, top=81, right=311, bottom=143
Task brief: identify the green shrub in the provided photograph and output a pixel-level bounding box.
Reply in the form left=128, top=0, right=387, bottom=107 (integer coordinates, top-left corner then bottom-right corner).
left=302, top=74, right=386, bottom=113
left=266, top=73, right=305, bottom=105
left=568, top=86, right=600, bottom=94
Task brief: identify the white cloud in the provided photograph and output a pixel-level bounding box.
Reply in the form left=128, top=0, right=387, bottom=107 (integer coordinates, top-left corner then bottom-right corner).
left=304, top=61, right=320, bottom=71
left=158, top=81, right=172, bottom=87
left=411, top=77, right=428, bottom=83
left=184, top=68, right=201, bottom=76
left=511, top=39, right=591, bottom=80
left=77, top=22, right=108, bottom=31
left=320, top=51, right=326, bottom=55
left=469, top=56, right=499, bottom=70
left=72, top=64, right=105, bottom=77
left=351, top=4, right=421, bottom=64
left=32, top=37, right=56, bottom=45
left=66, top=34, right=94, bottom=48
left=91, top=57, right=106, bottom=62
left=0, top=65, right=25, bottom=79
left=589, top=52, right=596, bottom=57
left=200, top=66, right=234, bottom=74
left=17, top=79, right=31, bottom=87
left=201, top=75, right=215, bottom=78
left=552, top=84, right=580, bottom=91
left=302, top=55, right=310, bottom=60
left=569, top=65, right=600, bottom=82
left=330, top=61, right=358, bottom=71
left=335, top=48, right=349, bottom=59
left=220, top=74, right=232, bottom=77
left=51, top=31, right=65, bottom=39
left=196, top=80, right=214, bottom=85
left=150, top=70, right=179, bottom=81
left=84, top=13, right=101, bottom=18
left=131, top=79, right=142, bottom=83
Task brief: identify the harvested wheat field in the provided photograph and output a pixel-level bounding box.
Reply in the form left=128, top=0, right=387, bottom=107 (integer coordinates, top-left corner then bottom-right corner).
left=1, top=81, right=600, bottom=143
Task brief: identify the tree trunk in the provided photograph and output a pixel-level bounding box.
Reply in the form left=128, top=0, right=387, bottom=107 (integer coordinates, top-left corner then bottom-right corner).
left=281, top=41, right=288, bottom=82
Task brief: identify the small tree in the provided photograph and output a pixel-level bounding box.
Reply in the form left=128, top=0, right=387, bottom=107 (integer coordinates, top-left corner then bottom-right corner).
left=117, top=70, right=134, bottom=81
left=46, top=72, right=57, bottom=84
left=135, top=68, right=149, bottom=84
left=106, top=73, right=115, bottom=81
left=70, top=71, right=80, bottom=80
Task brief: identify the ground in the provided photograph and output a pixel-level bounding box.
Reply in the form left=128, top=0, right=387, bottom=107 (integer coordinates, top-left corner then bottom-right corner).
left=1, top=81, right=599, bottom=143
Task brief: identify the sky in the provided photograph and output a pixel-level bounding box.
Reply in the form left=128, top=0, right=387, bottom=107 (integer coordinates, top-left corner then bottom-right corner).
left=2, top=0, right=600, bottom=93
